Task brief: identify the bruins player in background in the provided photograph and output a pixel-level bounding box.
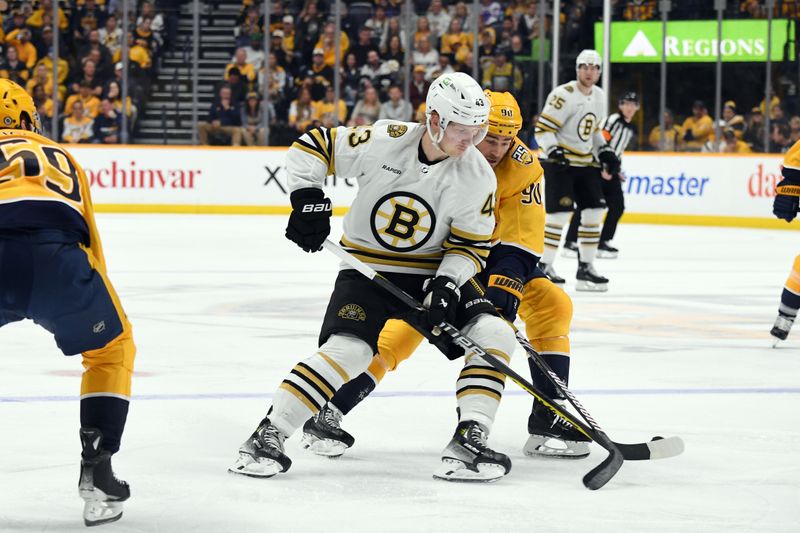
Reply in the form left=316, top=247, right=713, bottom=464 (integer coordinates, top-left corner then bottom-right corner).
left=563, top=91, right=640, bottom=259
left=770, top=139, right=800, bottom=346
left=534, top=49, right=620, bottom=291
left=302, top=91, right=591, bottom=465
left=229, top=73, right=520, bottom=482
left=0, top=79, right=133, bottom=526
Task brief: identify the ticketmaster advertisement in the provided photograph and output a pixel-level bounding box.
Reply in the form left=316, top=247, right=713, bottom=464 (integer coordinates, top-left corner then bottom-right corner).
left=71, top=146, right=790, bottom=228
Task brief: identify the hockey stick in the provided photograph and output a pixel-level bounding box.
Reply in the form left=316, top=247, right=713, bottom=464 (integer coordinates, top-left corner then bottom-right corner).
left=512, top=330, right=685, bottom=461
left=322, top=239, right=622, bottom=489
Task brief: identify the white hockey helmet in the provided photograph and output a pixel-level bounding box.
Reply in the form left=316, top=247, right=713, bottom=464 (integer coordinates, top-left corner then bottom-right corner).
left=425, top=72, right=489, bottom=149
left=576, top=49, right=602, bottom=71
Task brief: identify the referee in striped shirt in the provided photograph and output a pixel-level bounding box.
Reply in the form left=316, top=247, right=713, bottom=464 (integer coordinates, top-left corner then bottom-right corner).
left=564, top=92, right=639, bottom=258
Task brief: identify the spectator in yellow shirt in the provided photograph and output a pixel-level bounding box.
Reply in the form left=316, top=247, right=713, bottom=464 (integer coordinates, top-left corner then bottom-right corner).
left=482, top=48, right=522, bottom=93
left=681, top=100, right=715, bottom=151
left=65, top=81, right=101, bottom=118
left=314, top=22, right=350, bottom=68
left=648, top=109, right=683, bottom=151
left=27, top=0, right=70, bottom=30
left=25, top=63, right=54, bottom=95
left=440, top=18, right=473, bottom=55
left=312, top=85, right=347, bottom=127
left=719, top=128, right=752, bottom=153
left=225, top=48, right=256, bottom=83
left=61, top=100, right=95, bottom=143
left=6, top=28, right=38, bottom=70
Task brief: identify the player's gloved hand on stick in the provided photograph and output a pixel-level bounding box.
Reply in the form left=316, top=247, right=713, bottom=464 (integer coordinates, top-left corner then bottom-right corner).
left=485, top=272, right=525, bottom=322
left=422, top=276, right=460, bottom=329
left=547, top=146, right=570, bottom=167
left=285, top=187, right=332, bottom=252
left=403, top=310, right=466, bottom=360
left=773, top=177, right=800, bottom=222
left=683, top=129, right=694, bottom=142
left=598, top=146, right=621, bottom=175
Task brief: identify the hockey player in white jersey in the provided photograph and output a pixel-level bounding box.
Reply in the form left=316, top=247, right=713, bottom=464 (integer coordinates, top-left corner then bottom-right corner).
left=535, top=49, right=620, bottom=291
left=564, top=91, right=639, bottom=258
left=229, top=72, right=518, bottom=481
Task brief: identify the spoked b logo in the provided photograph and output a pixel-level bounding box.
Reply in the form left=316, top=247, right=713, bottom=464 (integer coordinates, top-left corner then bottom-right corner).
left=370, top=192, right=436, bottom=252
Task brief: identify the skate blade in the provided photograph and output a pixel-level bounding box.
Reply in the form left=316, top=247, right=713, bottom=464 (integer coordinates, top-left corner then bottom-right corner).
left=523, top=436, right=590, bottom=459
left=432, top=458, right=505, bottom=483
left=596, top=250, right=618, bottom=259
left=83, top=500, right=123, bottom=527
left=575, top=280, right=608, bottom=292
left=301, top=432, right=348, bottom=458
left=771, top=336, right=784, bottom=348
left=228, top=452, right=283, bottom=478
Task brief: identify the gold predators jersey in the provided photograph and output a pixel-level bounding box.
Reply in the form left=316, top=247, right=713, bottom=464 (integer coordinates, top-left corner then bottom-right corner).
left=785, top=139, right=800, bottom=176
left=492, top=137, right=544, bottom=262
left=0, top=129, right=106, bottom=269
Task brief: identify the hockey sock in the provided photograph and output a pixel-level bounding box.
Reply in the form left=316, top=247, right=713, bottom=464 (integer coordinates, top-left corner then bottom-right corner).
left=80, top=397, right=129, bottom=454
left=779, top=288, right=800, bottom=319
left=527, top=353, right=570, bottom=401
left=542, top=212, right=571, bottom=265
left=456, top=315, right=515, bottom=429
left=272, top=334, right=373, bottom=436
left=329, top=371, right=378, bottom=416
left=577, top=207, right=606, bottom=263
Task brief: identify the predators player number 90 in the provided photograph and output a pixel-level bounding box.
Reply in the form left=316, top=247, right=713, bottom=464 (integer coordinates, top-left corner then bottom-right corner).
left=0, top=79, right=134, bottom=526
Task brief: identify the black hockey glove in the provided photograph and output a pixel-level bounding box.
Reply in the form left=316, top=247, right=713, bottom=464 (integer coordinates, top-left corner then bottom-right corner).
left=598, top=146, right=621, bottom=175
left=403, top=311, right=466, bottom=361
left=422, top=276, right=460, bottom=329
left=547, top=146, right=570, bottom=167
left=773, top=176, right=800, bottom=222
left=285, top=187, right=332, bottom=252
left=485, top=272, right=525, bottom=322
left=683, top=128, right=694, bottom=142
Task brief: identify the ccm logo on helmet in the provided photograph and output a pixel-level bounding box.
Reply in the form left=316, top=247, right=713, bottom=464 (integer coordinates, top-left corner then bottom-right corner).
left=302, top=203, right=332, bottom=213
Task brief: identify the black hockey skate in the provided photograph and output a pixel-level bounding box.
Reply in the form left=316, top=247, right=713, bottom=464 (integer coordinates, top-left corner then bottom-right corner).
left=561, top=241, right=579, bottom=258
left=597, top=241, right=619, bottom=259
left=539, top=262, right=565, bottom=285
left=433, top=420, right=511, bottom=482
left=576, top=261, right=608, bottom=292
left=301, top=403, right=355, bottom=458
left=78, top=428, right=130, bottom=527
left=228, top=417, right=292, bottom=478
left=770, top=315, right=794, bottom=347
left=523, top=399, right=591, bottom=459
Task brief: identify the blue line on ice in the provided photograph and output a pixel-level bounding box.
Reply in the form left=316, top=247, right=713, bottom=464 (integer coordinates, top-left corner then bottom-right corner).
left=0, top=387, right=798, bottom=403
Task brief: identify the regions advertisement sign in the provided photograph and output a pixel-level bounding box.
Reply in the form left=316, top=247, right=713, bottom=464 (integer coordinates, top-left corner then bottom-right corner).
left=593, top=20, right=795, bottom=63
left=69, top=146, right=796, bottom=229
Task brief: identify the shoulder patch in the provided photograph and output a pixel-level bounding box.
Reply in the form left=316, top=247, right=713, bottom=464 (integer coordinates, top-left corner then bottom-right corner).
left=387, top=124, right=408, bottom=138
left=563, top=85, right=574, bottom=93
left=510, top=144, right=533, bottom=165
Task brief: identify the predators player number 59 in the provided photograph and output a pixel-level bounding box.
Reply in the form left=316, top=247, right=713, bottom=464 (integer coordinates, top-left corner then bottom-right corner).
left=0, top=79, right=134, bottom=526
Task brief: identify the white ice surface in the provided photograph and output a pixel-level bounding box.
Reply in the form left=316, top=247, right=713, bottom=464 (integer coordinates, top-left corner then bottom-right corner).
left=0, top=215, right=798, bottom=532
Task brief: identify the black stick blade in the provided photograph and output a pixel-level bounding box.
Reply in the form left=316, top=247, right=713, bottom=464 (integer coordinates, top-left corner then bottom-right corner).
left=582, top=449, right=624, bottom=490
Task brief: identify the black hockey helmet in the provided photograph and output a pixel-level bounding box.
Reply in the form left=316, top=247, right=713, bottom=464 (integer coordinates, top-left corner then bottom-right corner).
left=619, top=91, right=639, bottom=105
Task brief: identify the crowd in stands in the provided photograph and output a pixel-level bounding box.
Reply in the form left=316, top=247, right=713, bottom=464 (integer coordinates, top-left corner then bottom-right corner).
left=0, top=0, right=177, bottom=143
left=197, top=0, right=798, bottom=152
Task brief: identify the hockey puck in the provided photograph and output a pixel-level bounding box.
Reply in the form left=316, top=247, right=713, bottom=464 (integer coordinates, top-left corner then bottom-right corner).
left=651, top=436, right=664, bottom=441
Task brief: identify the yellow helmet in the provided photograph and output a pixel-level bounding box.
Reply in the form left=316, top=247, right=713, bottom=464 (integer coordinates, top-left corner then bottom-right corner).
left=484, top=90, right=522, bottom=138
left=0, top=79, right=42, bottom=134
